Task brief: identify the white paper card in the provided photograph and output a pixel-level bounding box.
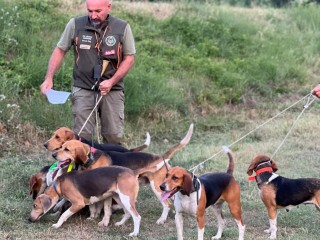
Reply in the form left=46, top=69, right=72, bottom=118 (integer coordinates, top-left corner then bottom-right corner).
left=46, top=89, right=71, bottom=104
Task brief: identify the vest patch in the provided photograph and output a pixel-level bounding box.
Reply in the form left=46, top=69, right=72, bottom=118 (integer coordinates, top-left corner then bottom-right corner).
left=104, top=50, right=116, bottom=56
left=80, top=44, right=91, bottom=50
left=82, top=35, right=93, bottom=43
left=105, top=36, right=116, bottom=46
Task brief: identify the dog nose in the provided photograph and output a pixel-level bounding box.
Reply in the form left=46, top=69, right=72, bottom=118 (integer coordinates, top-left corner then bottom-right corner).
left=160, top=183, right=166, bottom=191
left=27, top=217, right=34, bottom=223
left=52, top=152, right=57, bottom=159
left=43, top=142, right=48, bottom=149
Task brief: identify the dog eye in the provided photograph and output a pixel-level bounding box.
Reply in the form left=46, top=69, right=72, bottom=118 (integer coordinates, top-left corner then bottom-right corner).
left=165, top=173, right=169, bottom=178
left=55, top=136, right=60, bottom=140
left=64, top=148, right=69, bottom=152
left=33, top=204, right=37, bottom=208
left=172, top=176, right=178, bottom=181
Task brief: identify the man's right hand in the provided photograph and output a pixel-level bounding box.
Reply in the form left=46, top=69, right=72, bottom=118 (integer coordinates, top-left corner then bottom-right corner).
left=40, top=79, right=53, bottom=95
left=312, top=84, right=320, bottom=98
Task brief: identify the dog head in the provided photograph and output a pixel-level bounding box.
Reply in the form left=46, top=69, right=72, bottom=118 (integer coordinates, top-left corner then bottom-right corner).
left=28, top=193, right=55, bottom=222
left=160, top=166, right=193, bottom=201
left=52, top=140, right=91, bottom=167
left=247, top=154, right=279, bottom=176
left=44, top=127, right=76, bottom=151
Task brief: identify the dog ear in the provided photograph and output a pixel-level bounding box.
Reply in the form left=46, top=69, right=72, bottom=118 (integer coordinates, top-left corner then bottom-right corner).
left=39, top=194, right=53, bottom=214
left=65, top=129, right=75, bottom=141
left=75, top=143, right=90, bottom=164
left=270, top=159, right=278, bottom=172
left=29, top=175, right=42, bottom=199
left=182, top=173, right=193, bottom=196
left=29, top=175, right=37, bottom=194
left=247, top=162, right=255, bottom=176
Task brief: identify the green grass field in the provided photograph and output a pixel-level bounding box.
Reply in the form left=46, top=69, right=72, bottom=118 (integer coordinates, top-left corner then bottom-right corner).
left=1, top=1, right=320, bottom=239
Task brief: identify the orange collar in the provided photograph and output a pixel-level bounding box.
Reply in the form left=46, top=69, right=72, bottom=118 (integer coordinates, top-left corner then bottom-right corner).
left=248, top=167, right=273, bottom=181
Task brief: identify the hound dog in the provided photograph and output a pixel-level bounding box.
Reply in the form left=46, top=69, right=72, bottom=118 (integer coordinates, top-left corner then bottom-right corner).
left=52, top=124, right=194, bottom=224
left=28, top=165, right=161, bottom=237
left=29, top=127, right=149, bottom=200
left=247, top=155, right=320, bottom=239
left=160, top=147, right=245, bottom=240
left=44, top=126, right=150, bottom=153
left=28, top=162, right=75, bottom=200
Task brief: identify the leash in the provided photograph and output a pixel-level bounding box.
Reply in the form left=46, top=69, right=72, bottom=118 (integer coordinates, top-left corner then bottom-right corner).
left=271, top=93, right=315, bottom=158
left=189, top=93, right=316, bottom=173
left=78, top=95, right=103, bottom=136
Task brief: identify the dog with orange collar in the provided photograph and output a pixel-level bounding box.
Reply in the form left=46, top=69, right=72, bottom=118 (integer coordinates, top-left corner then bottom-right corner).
left=247, top=154, right=320, bottom=239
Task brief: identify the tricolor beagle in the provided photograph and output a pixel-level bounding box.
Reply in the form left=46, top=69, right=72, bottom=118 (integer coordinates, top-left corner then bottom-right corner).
left=51, top=124, right=194, bottom=224
left=247, top=155, right=320, bottom=239
left=44, top=126, right=150, bottom=153
left=28, top=166, right=147, bottom=237
left=160, top=147, right=245, bottom=240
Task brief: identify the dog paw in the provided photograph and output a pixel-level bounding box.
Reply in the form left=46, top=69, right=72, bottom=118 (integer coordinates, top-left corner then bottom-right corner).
left=52, top=223, right=61, bottom=229
left=212, top=236, right=221, bottom=240
left=129, top=231, right=138, bottom=237
left=86, top=217, right=95, bottom=221
left=269, top=233, right=276, bottom=239
left=156, top=217, right=166, bottom=225
left=98, top=220, right=109, bottom=227
left=264, top=229, right=271, bottom=234
left=115, top=221, right=123, bottom=226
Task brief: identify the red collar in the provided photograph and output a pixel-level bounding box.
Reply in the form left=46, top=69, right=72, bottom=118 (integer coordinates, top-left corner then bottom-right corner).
left=248, top=167, right=273, bottom=181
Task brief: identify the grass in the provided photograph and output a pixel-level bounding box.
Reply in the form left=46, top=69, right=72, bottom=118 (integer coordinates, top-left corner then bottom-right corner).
left=1, top=1, right=320, bottom=239
left=1, top=98, right=319, bottom=239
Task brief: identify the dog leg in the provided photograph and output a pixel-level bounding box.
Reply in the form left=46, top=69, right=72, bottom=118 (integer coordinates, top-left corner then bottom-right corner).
left=264, top=207, right=277, bottom=240
left=52, top=209, right=75, bottom=228
left=52, top=198, right=67, bottom=213
left=175, top=212, right=184, bottom=240
left=211, top=203, right=226, bottom=239
left=116, top=192, right=141, bottom=237
left=88, top=204, right=97, bottom=220
left=226, top=198, right=245, bottom=240
left=234, top=219, right=245, bottom=240
left=52, top=203, right=84, bottom=228
left=94, top=201, right=104, bottom=218
left=150, top=180, right=170, bottom=224
left=98, top=198, right=112, bottom=227
left=196, top=210, right=205, bottom=240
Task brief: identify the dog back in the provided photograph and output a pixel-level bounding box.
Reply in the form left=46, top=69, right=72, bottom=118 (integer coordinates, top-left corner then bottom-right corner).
left=58, top=166, right=134, bottom=198
left=200, top=172, right=233, bottom=208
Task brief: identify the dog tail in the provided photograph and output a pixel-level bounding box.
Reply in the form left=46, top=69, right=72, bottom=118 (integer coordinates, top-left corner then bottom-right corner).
left=222, top=146, right=235, bottom=175
left=134, top=159, right=169, bottom=176
left=129, top=132, right=151, bottom=152
left=162, top=123, right=194, bottom=160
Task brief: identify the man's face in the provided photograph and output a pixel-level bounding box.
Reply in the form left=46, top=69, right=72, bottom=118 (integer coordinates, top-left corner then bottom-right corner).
left=86, top=0, right=111, bottom=27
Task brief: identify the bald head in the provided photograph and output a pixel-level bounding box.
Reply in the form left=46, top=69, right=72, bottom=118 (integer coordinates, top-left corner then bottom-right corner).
left=86, top=0, right=112, bottom=27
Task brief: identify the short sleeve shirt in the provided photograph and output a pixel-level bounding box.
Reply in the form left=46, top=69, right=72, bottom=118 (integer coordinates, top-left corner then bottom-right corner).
left=57, top=17, right=136, bottom=55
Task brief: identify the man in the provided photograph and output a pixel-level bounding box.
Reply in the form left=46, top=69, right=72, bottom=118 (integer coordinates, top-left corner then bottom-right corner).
left=40, top=0, right=135, bottom=144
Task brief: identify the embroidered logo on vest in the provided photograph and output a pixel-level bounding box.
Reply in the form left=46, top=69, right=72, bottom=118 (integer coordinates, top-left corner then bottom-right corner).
left=104, top=50, right=116, bottom=56
left=105, top=36, right=116, bottom=46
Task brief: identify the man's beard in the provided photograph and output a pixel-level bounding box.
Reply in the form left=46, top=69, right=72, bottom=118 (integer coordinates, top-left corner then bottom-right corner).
left=92, top=21, right=102, bottom=28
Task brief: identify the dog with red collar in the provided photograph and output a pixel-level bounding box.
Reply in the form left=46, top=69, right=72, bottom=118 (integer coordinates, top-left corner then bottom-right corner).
left=247, top=154, right=320, bottom=239
left=160, top=147, right=245, bottom=240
